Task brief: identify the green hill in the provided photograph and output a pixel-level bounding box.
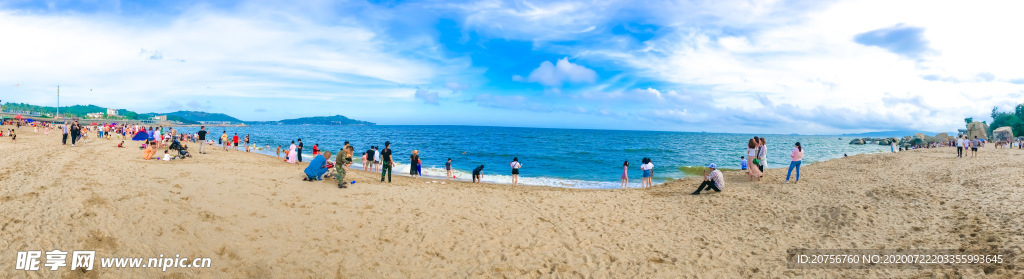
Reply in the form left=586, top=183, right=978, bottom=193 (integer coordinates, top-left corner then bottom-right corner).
left=249, top=115, right=374, bottom=126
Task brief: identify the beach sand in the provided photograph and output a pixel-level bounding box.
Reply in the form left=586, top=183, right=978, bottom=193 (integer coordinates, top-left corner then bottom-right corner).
left=1, top=125, right=1022, bottom=278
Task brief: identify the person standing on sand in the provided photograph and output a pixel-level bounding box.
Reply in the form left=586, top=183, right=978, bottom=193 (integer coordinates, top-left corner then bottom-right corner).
left=472, top=165, right=484, bottom=183
left=621, top=160, right=629, bottom=188
left=746, top=139, right=762, bottom=181
left=446, top=158, right=453, bottom=179
left=337, top=146, right=354, bottom=189
left=380, top=141, right=393, bottom=183
left=276, top=145, right=282, bottom=158
left=297, top=139, right=304, bottom=163
left=312, top=144, right=319, bottom=156
left=757, top=137, right=768, bottom=175
left=740, top=156, right=747, bottom=170
left=374, top=146, right=382, bottom=173
left=640, top=158, right=654, bottom=188
left=410, top=150, right=420, bottom=177
left=244, top=135, right=251, bottom=152
left=221, top=131, right=229, bottom=151
left=303, top=151, right=332, bottom=181
left=287, top=141, right=298, bottom=164
left=691, top=163, right=724, bottom=195
left=232, top=133, right=239, bottom=151
left=197, top=126, right=207, bottom=154
left=366, top=147, right=375, bottom=172
left=510, top=157, right=522, bottom=186
left=786, top=142, right=803, bottom=184
left=364, top=152, right=372, bottom=170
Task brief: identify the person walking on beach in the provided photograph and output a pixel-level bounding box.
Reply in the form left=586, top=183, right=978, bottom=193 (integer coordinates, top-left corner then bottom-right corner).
left=446, top=158, right=453, bottom=179
left=691, top=163, right=724, bottom=195
left=746, top=139, right=762, bottom=181
left=410, top=150, right=420, bottom=177
left=621, top=160, right=629, bottom=188
left=971, top=136, right=980, bottom=158
left=303, top=151, right=332, bottom=181
left=472, top=165, right=484, bottom=183
left=61, top=124, right=68, bottom=145
left=956, top=136, right=965, bottom=158
left=640, top=158, right=654, bottom=188
left=510, top=157, right=522, bottom=186
left=70, top=121, right=81, bottom=147
left=221, top=131, right=229, bottom=151
left=380, top=142, right=393, bottom=183
left=244, top=135, right=251, bottom=152
left=197, top=126, right=208, bottom=154
left=361, top=152, right=368, bottom=171
left=297, top=139, right=304, bottom=162
left=786, top=142, right=803, bottom=184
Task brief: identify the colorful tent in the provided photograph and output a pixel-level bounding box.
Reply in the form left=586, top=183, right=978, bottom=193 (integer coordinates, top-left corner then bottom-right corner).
left=131, top=131, right=149, bottom=141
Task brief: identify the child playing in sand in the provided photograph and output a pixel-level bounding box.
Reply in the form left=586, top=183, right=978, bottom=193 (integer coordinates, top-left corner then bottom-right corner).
left=162, top=150, right=172, bottom=161
left=117, top=141, right=124, bottom=148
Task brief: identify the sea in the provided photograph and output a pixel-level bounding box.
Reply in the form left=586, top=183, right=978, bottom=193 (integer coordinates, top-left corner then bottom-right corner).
left=172, top=125, right=890, bottom=189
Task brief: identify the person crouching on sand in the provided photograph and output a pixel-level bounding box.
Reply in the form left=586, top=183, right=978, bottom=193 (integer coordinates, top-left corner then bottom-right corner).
left=303, top=151, right=332, bottom=181
left=142, top=141, right=157, bottom=160
left=692, top=163, right=724, bottom=195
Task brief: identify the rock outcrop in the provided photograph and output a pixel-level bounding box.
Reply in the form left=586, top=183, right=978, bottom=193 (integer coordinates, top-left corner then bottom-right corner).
left=967, top=122, right=989, bottom=140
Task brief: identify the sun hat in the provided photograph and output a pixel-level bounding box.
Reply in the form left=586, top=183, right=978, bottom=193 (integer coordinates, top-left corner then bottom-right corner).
left=707, top=163, right=717, bottom=169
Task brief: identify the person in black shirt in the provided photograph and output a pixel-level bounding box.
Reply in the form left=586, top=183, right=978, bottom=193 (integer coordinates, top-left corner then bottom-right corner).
left=366, top=147, right=375, bottom=173
left=380, top=141, right=393, bottom=183
left=297, top=139, right=304, bottom=162
left=70, top=121, right=81, bottom=146
left=196, top=126, right=208, bottom=154
left=472, top=165, right=485, bottom=183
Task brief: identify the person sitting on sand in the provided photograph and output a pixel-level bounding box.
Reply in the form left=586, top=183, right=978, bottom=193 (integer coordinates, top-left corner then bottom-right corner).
left=162, top=150, right=172, bottom=161
left=117, top=141, right=124, bottom=148
left=303, top=151, right=332, bottom=181
left=692, top=163, right=724, bottom=195
left=472, top=165, right=484, bottom=183
left=142, top=141, right=157, bottom=160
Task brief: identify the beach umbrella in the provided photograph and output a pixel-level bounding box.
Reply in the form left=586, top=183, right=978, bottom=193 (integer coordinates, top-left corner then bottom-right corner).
left=91, top=122, right=97, bottom=125
left=14, top=114, right=22, bottom=119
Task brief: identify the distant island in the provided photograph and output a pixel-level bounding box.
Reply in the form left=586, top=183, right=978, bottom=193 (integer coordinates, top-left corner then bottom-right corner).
left=0, top=102, right=374, bottom=126
left=248, top=115, right=374, bottom=126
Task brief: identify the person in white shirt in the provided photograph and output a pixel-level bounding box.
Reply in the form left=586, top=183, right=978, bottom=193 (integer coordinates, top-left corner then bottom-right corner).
left=162, top=150, right=172, bottom=161
left=692, top=163, right=724, bottom=195
left=510, top=157, right=523, bottom=186
left=956, top=136, right=965, bottom=158
left=640, top=158, right=654, bottom=188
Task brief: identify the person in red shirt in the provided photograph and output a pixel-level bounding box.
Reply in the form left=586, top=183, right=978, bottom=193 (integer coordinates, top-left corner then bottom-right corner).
left=312, top=144, right=319, bottom=155
left=232, top=133, right=239, bottom=151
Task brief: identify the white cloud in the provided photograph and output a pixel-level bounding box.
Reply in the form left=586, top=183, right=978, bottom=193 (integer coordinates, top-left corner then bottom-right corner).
left=414, top=88, right=439, bottom=105
left=519, top=57, right=597, bottom=87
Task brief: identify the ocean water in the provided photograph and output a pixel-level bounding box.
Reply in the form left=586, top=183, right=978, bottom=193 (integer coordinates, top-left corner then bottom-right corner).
left=171, top=125, right=890, bottom=189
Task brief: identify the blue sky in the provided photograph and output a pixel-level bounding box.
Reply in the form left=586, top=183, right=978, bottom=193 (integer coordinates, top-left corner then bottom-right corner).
left=2, top=0, right=1024, bottom=134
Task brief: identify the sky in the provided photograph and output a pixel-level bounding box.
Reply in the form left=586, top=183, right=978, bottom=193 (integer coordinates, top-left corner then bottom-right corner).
left=2, top=0, right=1024, bottom=134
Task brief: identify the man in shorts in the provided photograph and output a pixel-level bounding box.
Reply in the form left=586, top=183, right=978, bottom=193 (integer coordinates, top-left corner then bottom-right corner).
left=971, top=136, right=980, bottom=158
left=472, top=165, right=485, bottom=183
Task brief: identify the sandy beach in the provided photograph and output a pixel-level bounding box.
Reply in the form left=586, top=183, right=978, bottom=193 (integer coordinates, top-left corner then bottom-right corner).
left=1, top=125, right=1022, bottom=278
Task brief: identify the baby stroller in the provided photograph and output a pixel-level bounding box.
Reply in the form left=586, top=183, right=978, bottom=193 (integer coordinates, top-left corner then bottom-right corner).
left=169, top=139, right=192, bottom=159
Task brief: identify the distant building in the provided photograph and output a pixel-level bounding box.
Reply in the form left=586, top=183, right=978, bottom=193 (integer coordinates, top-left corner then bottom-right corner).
left=86, top=112, right=104, bottom=119
left=107, top=108, right=118, bottom=116
left=153, top=115, right=167, bottom=121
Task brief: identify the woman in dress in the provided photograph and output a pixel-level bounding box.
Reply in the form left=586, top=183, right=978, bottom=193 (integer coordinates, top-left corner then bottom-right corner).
left=746, top=138, right=762, bottom=181
left=287, top=141, right=298, bottom=164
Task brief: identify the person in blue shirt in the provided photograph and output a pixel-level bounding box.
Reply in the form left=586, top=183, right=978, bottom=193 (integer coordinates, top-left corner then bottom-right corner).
left=303, top=151, right=332, bottom=181
left=740, top=156, right=747, bottom=170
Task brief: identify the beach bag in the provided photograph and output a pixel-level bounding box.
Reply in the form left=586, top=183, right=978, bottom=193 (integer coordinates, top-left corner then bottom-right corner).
left=753, top=158, right=760, bottom=165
